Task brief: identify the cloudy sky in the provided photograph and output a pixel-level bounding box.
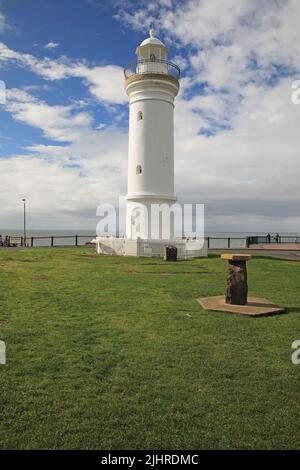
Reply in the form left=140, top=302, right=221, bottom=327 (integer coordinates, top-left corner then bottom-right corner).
left=0, top=0, right=299, bottom=232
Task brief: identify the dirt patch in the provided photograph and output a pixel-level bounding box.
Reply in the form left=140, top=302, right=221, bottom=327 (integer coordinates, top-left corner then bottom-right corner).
left=31, top=275, right=50, bottom=281
left=18, top=258, right=40, bottom=263
left=72, top=254, right=98, bottom=259
left=133, top=269, right=212, bottom=275
left=121, top=264, right=139, bottom=272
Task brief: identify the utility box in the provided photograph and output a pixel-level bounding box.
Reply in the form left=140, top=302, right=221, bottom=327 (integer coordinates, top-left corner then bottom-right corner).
left=164, top=245, right=177, bottom=261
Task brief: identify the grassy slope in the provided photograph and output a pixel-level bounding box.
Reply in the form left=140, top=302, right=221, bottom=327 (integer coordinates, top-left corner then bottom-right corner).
left=0, top=248, right=299, bottom=450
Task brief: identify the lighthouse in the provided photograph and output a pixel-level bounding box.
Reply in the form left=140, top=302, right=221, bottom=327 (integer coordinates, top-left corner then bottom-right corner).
left=94, top=29, right=207, bottom=258
left=124, top=28, right=180, bottom=240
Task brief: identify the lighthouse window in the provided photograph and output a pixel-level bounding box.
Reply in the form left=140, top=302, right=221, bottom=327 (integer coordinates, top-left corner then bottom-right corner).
left=136, top=165, right=142, bottom=175
left=150, top=53, right=156, bottom=62
left=137, top=111, right=143, bottom=121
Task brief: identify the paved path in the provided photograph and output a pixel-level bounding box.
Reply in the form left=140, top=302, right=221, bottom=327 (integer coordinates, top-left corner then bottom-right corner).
left=249, top=243, right=300, bottom=250
left=210, top=248, right=300, bottom=261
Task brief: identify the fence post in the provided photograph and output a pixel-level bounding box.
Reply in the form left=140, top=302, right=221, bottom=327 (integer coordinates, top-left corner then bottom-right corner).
left=207, top=237, right=210, bottom=249
left=51, top=236, right=54, bottom=247
left=75, top=235, right=78, bottom=247
left=228, top=237, right=231, bottom=249
left=31, top=237, right=34, bottom=247
left=21, top=236, right=23, bottom=247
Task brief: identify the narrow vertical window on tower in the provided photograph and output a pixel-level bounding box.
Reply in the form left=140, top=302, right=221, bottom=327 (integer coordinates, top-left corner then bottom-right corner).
left=137, top=111, right=143, bottom=121
left=136, top=165, right=142, bottom=175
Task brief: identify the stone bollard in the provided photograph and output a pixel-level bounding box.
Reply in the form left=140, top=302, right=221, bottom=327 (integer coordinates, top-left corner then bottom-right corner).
left=221, top=254, right=251, bottom=305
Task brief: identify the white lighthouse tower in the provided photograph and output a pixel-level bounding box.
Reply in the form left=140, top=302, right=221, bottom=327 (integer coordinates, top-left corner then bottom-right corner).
left=95, top=29, right=207, bottom=258
left=124, top=28, right=180, bottom=240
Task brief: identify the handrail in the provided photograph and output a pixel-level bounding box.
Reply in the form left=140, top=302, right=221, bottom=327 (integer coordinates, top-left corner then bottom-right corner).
left=246, top=235, right=300, bottom=247
left=124, top=58, right=180, bottom=80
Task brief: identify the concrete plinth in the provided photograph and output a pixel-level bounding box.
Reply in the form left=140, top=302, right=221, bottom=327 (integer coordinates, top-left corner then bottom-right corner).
left=197, top=296, right=286, bottom=317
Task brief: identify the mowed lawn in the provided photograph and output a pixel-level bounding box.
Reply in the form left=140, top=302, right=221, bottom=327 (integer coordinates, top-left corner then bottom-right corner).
left=0, top=248, right=299, bottom=450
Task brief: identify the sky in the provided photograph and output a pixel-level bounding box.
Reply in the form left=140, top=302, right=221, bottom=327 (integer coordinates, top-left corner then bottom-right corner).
left=0, top=0, right=299, bottom=232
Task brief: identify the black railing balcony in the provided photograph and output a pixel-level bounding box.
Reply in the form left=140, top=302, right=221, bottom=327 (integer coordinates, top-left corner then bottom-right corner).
left=124, top=59, right=180, bottom=80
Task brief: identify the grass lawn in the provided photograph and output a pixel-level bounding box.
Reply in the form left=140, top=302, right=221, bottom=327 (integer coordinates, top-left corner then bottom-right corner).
left=0, top=248, right=299, bottom=450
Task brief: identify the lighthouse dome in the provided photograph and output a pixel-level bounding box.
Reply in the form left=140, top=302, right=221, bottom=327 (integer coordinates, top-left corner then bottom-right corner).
left=139, top=36, right=166, bottom=48
left=136, top=28, right=168, bottom=56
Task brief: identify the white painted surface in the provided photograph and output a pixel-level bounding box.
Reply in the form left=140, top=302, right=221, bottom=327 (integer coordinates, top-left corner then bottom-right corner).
left=94, top=237, right=208, bottom=259
left=125, top=30, right=179, bottom=239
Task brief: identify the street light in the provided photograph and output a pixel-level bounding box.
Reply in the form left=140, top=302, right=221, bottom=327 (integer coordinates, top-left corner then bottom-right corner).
left=22, top=198, right=26, bottom=247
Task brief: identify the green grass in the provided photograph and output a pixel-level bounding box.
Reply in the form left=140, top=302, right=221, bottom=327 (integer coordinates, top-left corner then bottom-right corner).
left=0, top=248, right=299, bottom=450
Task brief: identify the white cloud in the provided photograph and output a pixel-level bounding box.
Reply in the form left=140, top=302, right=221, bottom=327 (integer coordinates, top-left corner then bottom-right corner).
left=44, top=41, right=60, bottom=50
left=6, top=89, right=93, bottom=142
left=173, top=77, right=300, bottom=229
left=115, top=0, right=300, bottom=92
left=0, top=42, right=126, bottom=104
left=0, top=89, right=128, bottom=229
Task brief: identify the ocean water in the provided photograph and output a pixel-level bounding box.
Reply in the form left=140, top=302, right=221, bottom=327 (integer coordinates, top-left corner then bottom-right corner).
left=0, top=229, right=299, bottom=249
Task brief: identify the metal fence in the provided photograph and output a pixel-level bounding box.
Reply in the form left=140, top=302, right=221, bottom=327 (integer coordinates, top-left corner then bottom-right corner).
left=1, top=235, right=246, bottom=249
left=124, top=58, right=180, bottom=80
left=206, top=237, right=246, bottom=249
left=2, top=235, right=299, bottom=249
left=246, top=235, right=300, bottom=246
left=0, top=235, right=96, bottom=248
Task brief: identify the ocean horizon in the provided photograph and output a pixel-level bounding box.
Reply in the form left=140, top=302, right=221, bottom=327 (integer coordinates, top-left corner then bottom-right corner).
left=1, top=229, right=299, bottom=237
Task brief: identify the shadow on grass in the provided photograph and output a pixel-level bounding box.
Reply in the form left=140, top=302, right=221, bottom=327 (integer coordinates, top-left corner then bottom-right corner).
left=286, top=306, right=300, bottom=313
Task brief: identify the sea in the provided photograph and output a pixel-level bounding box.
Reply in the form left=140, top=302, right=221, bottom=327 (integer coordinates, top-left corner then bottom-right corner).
left=1, top=229, right=299, bottom=249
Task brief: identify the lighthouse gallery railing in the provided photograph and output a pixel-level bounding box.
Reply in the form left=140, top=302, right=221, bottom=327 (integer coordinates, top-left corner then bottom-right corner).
left=124, top=59, right=180, bottom=80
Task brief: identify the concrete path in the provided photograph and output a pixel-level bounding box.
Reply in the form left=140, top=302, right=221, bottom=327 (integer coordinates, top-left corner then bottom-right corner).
left=210, top=248, right=300, bottom=261
left=249, top=243, right=300, bottom=250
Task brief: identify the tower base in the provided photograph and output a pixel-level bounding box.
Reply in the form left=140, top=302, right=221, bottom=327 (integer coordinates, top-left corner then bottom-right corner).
left=93, top=237, right=208, bottom=259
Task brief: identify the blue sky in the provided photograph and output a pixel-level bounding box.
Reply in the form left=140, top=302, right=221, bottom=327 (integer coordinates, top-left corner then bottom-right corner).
left=0, top=0, right=132, bottom=154
left=0, top=0, right=300, bottom=231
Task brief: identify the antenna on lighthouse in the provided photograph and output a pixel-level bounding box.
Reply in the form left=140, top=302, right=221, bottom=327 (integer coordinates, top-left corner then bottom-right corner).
left=149, top=25, right=156, bottom=38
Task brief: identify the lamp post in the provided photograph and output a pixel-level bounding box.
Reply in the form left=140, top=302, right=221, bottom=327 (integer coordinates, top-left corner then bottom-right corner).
left=22, top=198, right=26, bottom=247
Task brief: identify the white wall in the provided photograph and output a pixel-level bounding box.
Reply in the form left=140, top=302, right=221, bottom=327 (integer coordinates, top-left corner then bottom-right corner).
left=95, top=237, right=208, bottom=259
left=126, top=77, right=179, bottom=239
left=128, top=98, right=175, bottom=197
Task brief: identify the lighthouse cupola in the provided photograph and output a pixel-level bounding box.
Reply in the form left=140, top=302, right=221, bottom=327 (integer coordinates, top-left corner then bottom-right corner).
left=136, top=27, right=168, bottom=67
